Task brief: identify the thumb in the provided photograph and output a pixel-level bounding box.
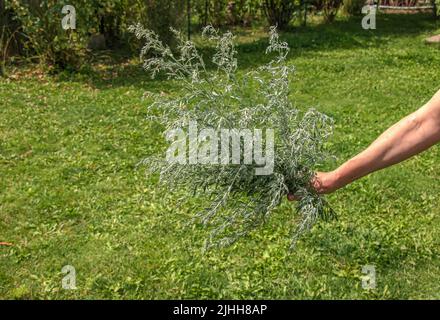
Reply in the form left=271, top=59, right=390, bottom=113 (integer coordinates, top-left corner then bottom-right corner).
left=287, top=193, right=298, bottom=201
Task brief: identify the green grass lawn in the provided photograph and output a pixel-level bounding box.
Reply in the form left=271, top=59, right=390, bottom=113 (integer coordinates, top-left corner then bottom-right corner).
left=1, top=14, right=440, bottom=299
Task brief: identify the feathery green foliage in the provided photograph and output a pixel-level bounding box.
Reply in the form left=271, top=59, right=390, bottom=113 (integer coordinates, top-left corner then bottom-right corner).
left=130, top=24, right=335, bottom=249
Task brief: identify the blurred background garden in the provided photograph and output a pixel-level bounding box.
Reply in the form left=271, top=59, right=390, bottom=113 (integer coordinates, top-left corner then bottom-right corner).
left=1, top=0, right=440, bottom=299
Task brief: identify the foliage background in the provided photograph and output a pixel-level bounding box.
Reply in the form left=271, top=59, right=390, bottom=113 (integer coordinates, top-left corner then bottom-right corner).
left=2, top=0, right=439, bottom=71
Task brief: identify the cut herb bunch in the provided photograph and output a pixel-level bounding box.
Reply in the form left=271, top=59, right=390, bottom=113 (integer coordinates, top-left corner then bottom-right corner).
left=130, top=24, right=336, bottom=249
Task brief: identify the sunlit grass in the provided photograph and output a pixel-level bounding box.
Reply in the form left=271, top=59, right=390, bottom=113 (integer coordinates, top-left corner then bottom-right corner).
left=0, top=14, right=439, bottom=299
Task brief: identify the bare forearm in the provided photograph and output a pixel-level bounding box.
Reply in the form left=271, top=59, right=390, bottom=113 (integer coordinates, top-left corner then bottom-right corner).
left=287, top=89, right=440, bottom=200
left=331, top=91, right=440, bottom=191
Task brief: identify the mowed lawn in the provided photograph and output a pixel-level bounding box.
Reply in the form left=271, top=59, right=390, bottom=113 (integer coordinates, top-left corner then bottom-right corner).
left=1, top=14, right=440, bottom=299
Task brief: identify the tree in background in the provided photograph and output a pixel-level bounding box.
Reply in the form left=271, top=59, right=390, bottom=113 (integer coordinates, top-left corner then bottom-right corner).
left=143, top=0, right=186, bottom=47
left=2, top=0, right=184, bottom=71
left=322, top=0, right=344, bottom=22
left=193, top=0, right=261, bottom=27
left=225, top=0, right=262, bottom=26
left=0, top=0, right=21, bottom=76
left=262, top=0, right=298, bottom=29
left=5, top=0, right=92, bottom=70
left=343, top=0, right=365, bottom=16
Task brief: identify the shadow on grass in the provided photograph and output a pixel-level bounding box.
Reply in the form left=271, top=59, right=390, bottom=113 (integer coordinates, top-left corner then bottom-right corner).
left=57, top=13, right=439, bottom=91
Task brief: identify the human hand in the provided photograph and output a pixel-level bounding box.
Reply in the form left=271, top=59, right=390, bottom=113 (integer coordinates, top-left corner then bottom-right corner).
left=287, top=171, right=340, bottom=201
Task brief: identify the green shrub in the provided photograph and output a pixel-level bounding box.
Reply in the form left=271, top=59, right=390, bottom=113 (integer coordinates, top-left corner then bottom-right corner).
left=262, top=0, right=300, bottom=30
left=1, top=0, right=19, bottom=76
left=3, top=0, right=149, bottom=70
left=308, top=0, right=325, bottom=11
left=143, top=0, right=186, bottom=47
left=343, top=0, right=365, bottom=16
left=322, top=0, right=343, bottom=23
left=193, top=0, right=262, bottom=27
left=6, top=1, right=90, bottom=70
left=211, top=0, right=228, bottom=26
left=94, top=0, right=143, bottom=47
left=226, top=0, right=262, bottom=26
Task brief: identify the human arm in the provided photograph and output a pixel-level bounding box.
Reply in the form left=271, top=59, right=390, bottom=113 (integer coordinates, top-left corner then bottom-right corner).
left=289, top=88, right=440, bottom=199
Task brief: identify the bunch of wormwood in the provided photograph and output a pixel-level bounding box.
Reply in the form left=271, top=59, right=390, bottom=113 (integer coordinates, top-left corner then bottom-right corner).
left=130, top=24, right=336, bottom=249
